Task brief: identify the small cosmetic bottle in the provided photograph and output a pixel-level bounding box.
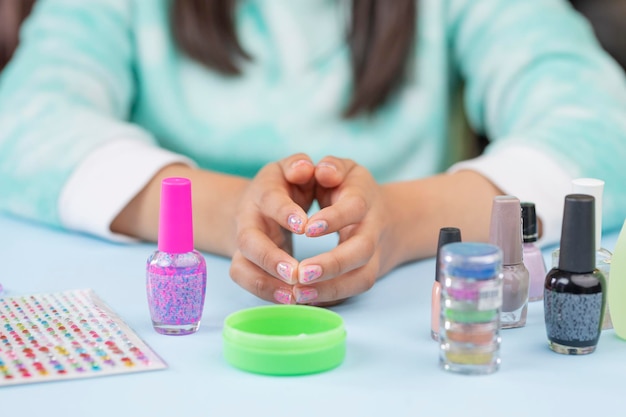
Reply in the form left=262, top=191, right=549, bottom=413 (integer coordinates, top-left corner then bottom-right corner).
left=521, top=202, right=546, bottom=302
left=551, top=178, right=612, bottom=329
left=544, top=194, right=605, bottom=355
left=146, top=177, right=207, bottom=335
left=608, top=218, right=626, bottom=340
left=489, top=196, right=529, bottom=329
left=431, top=227, right=462, bottom=341
left=439, top=242, right=503, bottom=375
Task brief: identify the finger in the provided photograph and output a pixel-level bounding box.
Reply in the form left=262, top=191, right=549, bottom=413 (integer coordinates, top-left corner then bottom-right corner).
left=280, top=153, right=316, bottom=186
left=236, top=223, right=299, bottom=284
left=230, top=250, right=296, bottom=304
left=304, top=190, right=368, bottom=237
left=306, top=158, right=373, bottom=237
left=297, top=229, right=376, bottom=284
left=277, top=154, right=317, bottom=215
left=293, top=264, right=377, bottom=304
left=314, top=156, right=356, bottom=189
left=253, top=156, right=315, bottom=234
left=255, top=187, right=309, bottom=234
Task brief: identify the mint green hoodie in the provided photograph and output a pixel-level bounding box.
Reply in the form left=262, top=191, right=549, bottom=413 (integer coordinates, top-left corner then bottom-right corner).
left=1, top=0, right=625, bottom=244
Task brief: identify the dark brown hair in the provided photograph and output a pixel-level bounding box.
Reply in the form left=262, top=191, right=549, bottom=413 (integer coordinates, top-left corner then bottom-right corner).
left=171, top=0, right=416, bottom=117
left=0, top=0, right=36, bottom=71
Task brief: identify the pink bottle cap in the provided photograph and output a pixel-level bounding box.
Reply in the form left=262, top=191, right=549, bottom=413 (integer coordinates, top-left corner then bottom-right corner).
left=158, top=177, right=194, bottom=253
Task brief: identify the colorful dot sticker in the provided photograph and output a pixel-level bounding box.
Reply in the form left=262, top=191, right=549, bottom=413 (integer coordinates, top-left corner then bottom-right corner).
left=0, top=289, right=167, bottom=386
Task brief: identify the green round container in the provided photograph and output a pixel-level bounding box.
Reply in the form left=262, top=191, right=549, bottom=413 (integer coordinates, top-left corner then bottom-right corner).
left=222, top=305, right=346, bottom=376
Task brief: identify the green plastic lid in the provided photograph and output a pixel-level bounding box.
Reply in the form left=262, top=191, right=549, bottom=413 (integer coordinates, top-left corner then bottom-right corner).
left=222, top=305, right=346, bottom=375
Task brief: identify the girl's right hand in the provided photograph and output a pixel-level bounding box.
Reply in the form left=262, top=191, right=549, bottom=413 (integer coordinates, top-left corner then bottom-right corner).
left=229, top=153, right=318, bottom=304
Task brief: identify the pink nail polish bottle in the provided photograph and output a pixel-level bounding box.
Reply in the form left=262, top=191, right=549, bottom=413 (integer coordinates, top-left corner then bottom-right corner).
left=146, top=177, right=207, bottom=335
left=521, top=202, right=546, bottom=302
left=431, top=227, right=462, bottom=341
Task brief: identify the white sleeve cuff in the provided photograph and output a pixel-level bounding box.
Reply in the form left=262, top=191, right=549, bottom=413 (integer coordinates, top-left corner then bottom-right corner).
left=448, top=145, right=576, bottom=246
left=58, top=138, right=195, bottom=242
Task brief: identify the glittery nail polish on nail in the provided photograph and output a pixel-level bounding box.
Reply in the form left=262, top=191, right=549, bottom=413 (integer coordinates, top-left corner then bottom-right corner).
left=306, top=220, right=328, bottom=237
left=287, top=214, right=304, bottom=234
left=277, top=262, right=294, bottom=284
left=274, top=289, right=294, bottom=305
left=295, top=287, right=318, bottom=304
left=299, top=265, right=322, bottom=283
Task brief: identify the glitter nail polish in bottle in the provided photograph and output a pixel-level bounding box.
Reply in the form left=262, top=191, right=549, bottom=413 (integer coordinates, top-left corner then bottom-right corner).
left=552, top=178, right=612, bottom=329
left=489, top=196, right=529, bottom=329
left=431, top=227, right=462, bottom=341
left=544, top=194, right=605, bottom=355
left=521, top=202, right=546, bottom=302
left=146, top=177, right=207, bottom=335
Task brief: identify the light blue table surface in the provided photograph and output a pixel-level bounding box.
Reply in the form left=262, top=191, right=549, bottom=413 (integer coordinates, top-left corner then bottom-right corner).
left=0, top=213, right=624, bottom=417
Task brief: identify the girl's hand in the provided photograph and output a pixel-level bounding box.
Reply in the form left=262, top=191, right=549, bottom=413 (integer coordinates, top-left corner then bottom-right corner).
left=291, top=156, right=396, bottom=305
left=229, top=153, right=317, bottom=304
left=229, top=153, right=503, bottom=306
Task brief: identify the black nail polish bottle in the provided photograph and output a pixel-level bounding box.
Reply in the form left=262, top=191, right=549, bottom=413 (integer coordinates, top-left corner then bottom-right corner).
left=544, top=194, right=606, bottom=355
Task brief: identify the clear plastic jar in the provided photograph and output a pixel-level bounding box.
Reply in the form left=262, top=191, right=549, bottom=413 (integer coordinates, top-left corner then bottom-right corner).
left=439, top=242, right=503, bottom=375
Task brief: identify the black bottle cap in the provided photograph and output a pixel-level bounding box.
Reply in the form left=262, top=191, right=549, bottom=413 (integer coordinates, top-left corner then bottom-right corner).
left=521, top=202, right=538, bottom=243
left=558, top=194, right=595, bottom=273
left=435, top=227, right=462, bottom=282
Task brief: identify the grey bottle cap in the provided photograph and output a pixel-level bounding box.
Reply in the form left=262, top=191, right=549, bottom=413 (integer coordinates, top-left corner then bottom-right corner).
left=559, top=194, right=596, bottom=273
left=435, top=227, right=462, bottom=282
left=489, top=196, right=523, bottom=265
left=521, top=202, right=538, bottom=243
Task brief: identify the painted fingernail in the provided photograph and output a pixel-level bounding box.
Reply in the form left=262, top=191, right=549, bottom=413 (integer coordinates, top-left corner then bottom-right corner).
left=295, top=287, right=319, bottom=304
left=306, top=220, right=328, bottom=237
left=273, top=288, right=294, bottom=305
left=317, top=161, right=337, bottom=172
left=291, top=159, right=313, bottom=169
left=299, top=265, right=322, bottom=283
left=277, top=262, right=294, bottom=284
left=287, top=214, right=304, bottom=234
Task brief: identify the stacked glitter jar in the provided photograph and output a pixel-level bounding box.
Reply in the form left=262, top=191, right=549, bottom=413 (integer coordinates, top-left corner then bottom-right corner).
left=439, top=242, right=503, bottom=375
